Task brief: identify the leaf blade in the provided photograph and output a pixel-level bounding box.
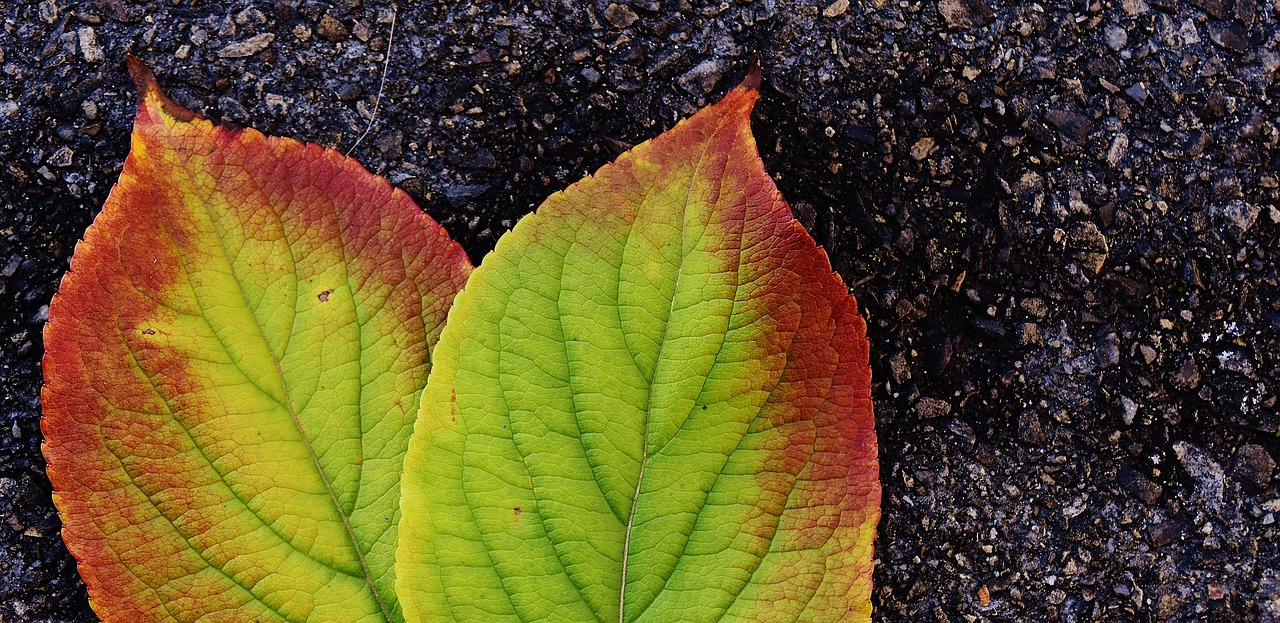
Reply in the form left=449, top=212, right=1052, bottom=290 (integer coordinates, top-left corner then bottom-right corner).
left=41, top=59, right=472, bottom=623
left=398, top=68, right=878, bottom=623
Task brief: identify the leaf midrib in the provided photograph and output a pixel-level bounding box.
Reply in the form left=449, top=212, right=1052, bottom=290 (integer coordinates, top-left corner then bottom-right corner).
left=617, top=120, right=721, bottom=623
left=160, top=123, right=394, bottom=623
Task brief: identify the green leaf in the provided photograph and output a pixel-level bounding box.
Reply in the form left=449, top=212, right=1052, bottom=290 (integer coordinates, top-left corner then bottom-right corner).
left=41, top=58, right=472, bottom=622
left=397, top=66, right=880, bottom=622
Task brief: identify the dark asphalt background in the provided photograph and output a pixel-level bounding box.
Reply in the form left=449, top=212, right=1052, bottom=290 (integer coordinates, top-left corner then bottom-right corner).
left=2, top=0, right=1278, bottom=620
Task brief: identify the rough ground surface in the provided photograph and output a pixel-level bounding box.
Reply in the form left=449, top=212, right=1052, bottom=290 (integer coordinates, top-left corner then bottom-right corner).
left=2, top=0, right=1278, bottom=621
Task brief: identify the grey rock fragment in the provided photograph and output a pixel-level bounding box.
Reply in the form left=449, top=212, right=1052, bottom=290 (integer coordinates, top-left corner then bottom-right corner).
left=218, top=33, right=275, bottom=58
left=1211, top=200, right=1260, bottom=242
left=1174, top=441, right=1224, bottom=511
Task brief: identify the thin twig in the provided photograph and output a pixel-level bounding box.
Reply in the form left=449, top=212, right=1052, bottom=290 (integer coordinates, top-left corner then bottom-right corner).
left=346, top=6, right=397, bottom=155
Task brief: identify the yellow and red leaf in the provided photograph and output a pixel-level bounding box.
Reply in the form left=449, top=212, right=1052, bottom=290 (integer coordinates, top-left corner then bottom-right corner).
left=41, top=58, right=472, bottom=623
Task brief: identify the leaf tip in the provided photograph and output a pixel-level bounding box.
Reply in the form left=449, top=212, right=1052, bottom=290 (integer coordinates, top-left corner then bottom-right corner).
left=735, top=56, right=762, bottom=94
left=126, top=55, right=198, bottom=122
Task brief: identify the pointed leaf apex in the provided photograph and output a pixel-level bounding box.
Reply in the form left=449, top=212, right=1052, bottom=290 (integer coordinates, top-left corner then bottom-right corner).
left=126, top=55, right=197, bottom=122
left=735, top=57, right=762, bottom=94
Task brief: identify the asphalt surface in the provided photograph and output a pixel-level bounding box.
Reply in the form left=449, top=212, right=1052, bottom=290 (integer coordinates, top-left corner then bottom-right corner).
left=1, top=0, right=1278, bottom=621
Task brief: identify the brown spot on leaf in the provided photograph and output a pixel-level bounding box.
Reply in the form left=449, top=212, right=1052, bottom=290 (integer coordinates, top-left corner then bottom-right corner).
left=317, top=290, right=331, bottom=302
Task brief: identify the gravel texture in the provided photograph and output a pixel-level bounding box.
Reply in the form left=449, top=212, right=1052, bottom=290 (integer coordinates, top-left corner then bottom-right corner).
left=2, top=0, right=1279, bottom=621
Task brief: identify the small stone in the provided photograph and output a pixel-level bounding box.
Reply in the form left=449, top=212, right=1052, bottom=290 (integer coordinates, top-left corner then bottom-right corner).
left=1189, top=0, right=1230, bottom=19
left=374, top=130, right=403, bottom=158
left=1119, top=465, right=1163, bottom=504
left=1121, top=0, right=1150, bottom=13
left=1208, top=21, right=1248, bottom=53
left=1097, top=332, right=1120, bottom=368
left=1048, top=110, right=1094, bottom=144
left=38, top=0, right=58, bottom=23
left=48, top=146, right=74, bottom=167
left=1106, top=133, right=1129, bottom=167
left=1147, top=519, right=1183, bottom=548
left=677, top=59, right=727, bottom=95
left=78, top=27, right=104, bottom=62
left=1139, top=344, right=1157, bottom=364
left=1172, top=358, right=1201, bottom=390
left=353, top=20, right=371, bottom=42
left=911, top=137, right=936, bottom=160
left=1233, top=444, right=1276, bottom=490
left=174, top=44, right=190, bottom=59
left=938, top=0, right=996, bottom=29
left=604, top=3, right=640, bottom=28
left=916, top=397, right=952, bottom=419
left=217, top=33, right=275, bottom=58
left=1174, top=441, right=1224, bottom=510
left=1126, top=82, right=1149, bottom=103
left=1120, top=396, right=1138, bottom=425
left=317, top=14, right=349, bottom=42
left=1105, top=25, right=1128, bottom=50
left=580, top=67, right=602, bottom=83
left=1020, top=297, right=1048, bottom=319
left=890, top=351, right=911, bottom=385
left=0, top=100, right=17, bottom=119
left=1068, top=222, right=1109, bottom=274
left=292, top=23, right=312, bottom=42
left=1211, top=200, right=1260, bottom=242
left=1017, top=322, right=1042, bottom=346
left=823, top=0, right=850, bottom=17
left=1018, top=412, right=1047, bottom=445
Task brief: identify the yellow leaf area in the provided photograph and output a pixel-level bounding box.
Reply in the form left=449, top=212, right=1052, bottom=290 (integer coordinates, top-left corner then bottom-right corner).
left=42, top=59, right=471, bottom=623
left=398, top=66, right=879, bottom=623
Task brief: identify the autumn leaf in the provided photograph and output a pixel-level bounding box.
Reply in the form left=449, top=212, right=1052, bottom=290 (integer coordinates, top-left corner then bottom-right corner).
left=41, top=58, right=472, bottom=623
left=397, top=65, right=880, bottom=622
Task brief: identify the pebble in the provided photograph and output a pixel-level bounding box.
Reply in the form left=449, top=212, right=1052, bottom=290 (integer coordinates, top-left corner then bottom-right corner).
left=1211, top=200, right=1260, bottom=242
left=1119, top=464, right=1163, bottom=504
left=1121, top=0, right=1150, bottom=13
left=823, top=0, right=850, bottom=18
left=1017, top=322, right=1042, bottom=346
left=916, top=397, right=952, bottom=419
left=218, top=33, right=275, bottom=58
left=47, top=146, right=73, bottom=167
left=677, top=59, right=727, bottom=95
left=77, top=27, right=104, bottom=62
left=604, top=3, right=640, bottom=29
left=1233, top=444, right=1275, bottom=490
left=937, top=0, right=995, bottom=29
left=1174, top=441, right=1225, bottom=510
left=1096, top=333, right=1120, bottom=368
left=1125, top=82, right=1149, bottom=103
left=910, top=137, right=936, bottom=160
left=1104, top=25, right=1128, bottom=51
left=1068, top=222, right=1109, bottom=274
left=317, top=15, right=348, bottom=42
left=1020, top=297, right=1048, bottom=319
left=1046, top=109, right=1093, bottom=143
left=1120, top=395, right=1138, bottom=425
left=1147, top=519, right=1183, bottom=548
left=1018, top=412, right=1047, bottom=445
left=1172, top=358, right=1201, bottom=390
left=1208, top=22, right=1248, bottom=53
